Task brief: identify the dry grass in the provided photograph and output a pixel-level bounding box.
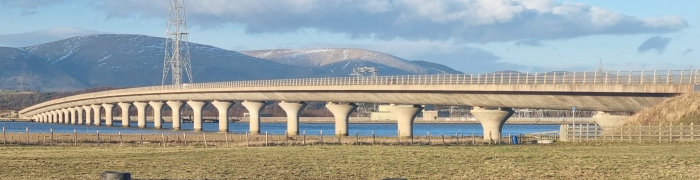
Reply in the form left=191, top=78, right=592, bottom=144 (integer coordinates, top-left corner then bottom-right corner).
left=627, top=93, right=700, bottom=125
left=1, top=143, right=700, bottom=179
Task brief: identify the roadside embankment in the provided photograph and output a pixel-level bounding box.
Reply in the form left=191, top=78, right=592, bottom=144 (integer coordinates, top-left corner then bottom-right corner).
left=626, top=93, right=700, bottom=125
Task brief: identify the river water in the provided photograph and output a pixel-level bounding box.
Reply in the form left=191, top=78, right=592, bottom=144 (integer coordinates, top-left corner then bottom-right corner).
left=0, top=122, right=560, bottom=136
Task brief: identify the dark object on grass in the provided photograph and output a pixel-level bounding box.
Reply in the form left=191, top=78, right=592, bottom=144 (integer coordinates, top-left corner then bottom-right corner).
left=101, top=171, right=131, bottom=180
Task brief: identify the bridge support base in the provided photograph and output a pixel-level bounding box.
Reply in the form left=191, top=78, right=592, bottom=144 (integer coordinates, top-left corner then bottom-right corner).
left=68, top=108, right=76, bottom=124
left=75, top=107, right=84, bottom=125
left=188, top=101, right=208, bottom=132
left=149, top=101, right=165, bottom=129
left=117, top=102, right=131, bottom=127
left=91, top=104, right=102, bottom=126
left=593, top=111, right=629, bottom=129
left=50, top=111, right=57, bottom=123
left=103, top=103, right=115, bottom=126
left=134, top=102, right=148, bottom=128
left=212, top=100, right=234, bottom=132
left=61, top=109, right=69, bottom=124
left=326, top=102, right=357, bottom=136
left=83, top=105, right=93, bottom=125
left=279, top=101, right=307, bottom=135
left=388, top=104, right=423, bottom=138
left=167, top=101, right=184, bottom=130
left=471, top=107, right=514, bottom=143
left=242, top=101, right=265, bottom=134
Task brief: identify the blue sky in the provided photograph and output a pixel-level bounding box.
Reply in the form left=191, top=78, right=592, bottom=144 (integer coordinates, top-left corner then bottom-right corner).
left=0, top=0, right=698, bottom=73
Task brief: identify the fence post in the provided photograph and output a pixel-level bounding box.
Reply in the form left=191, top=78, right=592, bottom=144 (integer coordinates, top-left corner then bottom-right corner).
left=427, top=132, right=431, bottom=145
left=456, top=132, right=460, bottom=145
left=372, top=131, right=375, bottom=145
left=2, top=126, right=5, bottom=145
left=225, top=132, right=229, bottom=147
left=440, top=133, right=445, bottom=145
left=356, top=131, right=359, bottom=145
left=669, top=123, right=673, bottom=142
left=162, top=134, right=166, bottom=148
left=245, top=132, right=249, bottom=147
left=73, top=129, right=77, bottom=147
left=472, top=132, right=475, bottom=145
left=692, top=123, right=695, bottom=141
left=119, top=132, right=123, bottom=147
left=658, top=123, right=662, bottom=143
left=203, top=133, right=208, bottom=148
left=265, top=131, right=268, bottom=146
left=50, top=128, right=53, bottom=146
left=303, top=130, right=306, bottom=145
left=97, top=131, right=100, bottom=147
left=182, top=133, right=186, bottom=147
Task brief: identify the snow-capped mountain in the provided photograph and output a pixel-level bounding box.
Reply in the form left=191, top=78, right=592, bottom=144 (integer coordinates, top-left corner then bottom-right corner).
left=0, top=27, right=104, bottom=47
left=242, top=48, right=460, bottom=75
left=0, top=34, right=461, bottom=92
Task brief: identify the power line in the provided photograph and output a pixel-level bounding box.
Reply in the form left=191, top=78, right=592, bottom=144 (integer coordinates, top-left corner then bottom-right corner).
left=191, top=0, right=263, bottom=50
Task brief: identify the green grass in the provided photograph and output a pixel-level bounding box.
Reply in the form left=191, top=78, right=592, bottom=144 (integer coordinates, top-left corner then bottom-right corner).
left=1, top=143, right=700, bottom=179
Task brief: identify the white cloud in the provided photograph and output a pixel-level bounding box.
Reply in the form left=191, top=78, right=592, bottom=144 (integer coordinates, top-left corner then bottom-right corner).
left=4, top=0, right=689, bottom=44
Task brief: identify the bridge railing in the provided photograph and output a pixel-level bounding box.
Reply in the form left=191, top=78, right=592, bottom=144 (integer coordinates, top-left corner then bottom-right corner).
left=23, top=69, right=698, bottom=114
left=181, top=69, right=698, bottom=89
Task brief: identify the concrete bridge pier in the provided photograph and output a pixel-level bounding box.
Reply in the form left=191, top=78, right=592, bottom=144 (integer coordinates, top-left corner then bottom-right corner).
left=187, top=101, right=208, bottom=131
left=68, top=108, right=76, bottom=124
left=388, top=104, right=423, bottom=138
left=149, top=101, right=165, bottom=129
left=83, top=105, right=93, bottom=125
left=212, top=100, right=234, bottom=132
left=593, top=111, right=629, bottom=129
left=63, top=109, right=71, bottom=124
left=166, top=101, right=184, bottom=130
left=103, top=103, right=115, bottom=126
left=279, top=101, right=307, bottom=135
left=117, top=102, right=131, bottom=127
left=471, top=107, right=514, bottom=142
left=59, top=109, right=66, bottom=124
left=326, top=102, right=357, bottom=136
left=51, top=111, right=57, bottom=123
left=242, top=101, right=265, bottom=134
left=75, top=107, right=84, bottom=125
left=44, top=113, right=49, bottom=123
left=133, top=102, right=149, bottom=128
left=91, top=104, right=102, bottom=126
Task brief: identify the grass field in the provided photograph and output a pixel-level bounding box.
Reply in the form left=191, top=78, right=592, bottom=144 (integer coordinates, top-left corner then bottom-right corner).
left=1, top=143, right=700, bottom=179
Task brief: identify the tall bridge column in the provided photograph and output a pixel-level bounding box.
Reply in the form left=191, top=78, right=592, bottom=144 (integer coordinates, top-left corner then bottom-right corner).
left=68, top=108, right=76, bottom=124
left=212, top=101, right=234, bottom=132
left=43, top=113, right=48, bottom=123
left=326, top=102, right=357, bottom=136
left=75, top=107, right=84, bottom=125
left=279, top=101, right=307, bottom=135
left=117, top=102, right=131, bottom=127
left=51, top=111, right=57, bottom=123
left=83, top=105, right=93, bottom=125
left=187, top=101, right=207, bottom=131
left=242, top=101, right=265, bottom=134
left=91, top=104, right=102, bottom=126
left=60, top=109, right=68, bottom=124
left=149, top=101, right=165, bottom=129
left=471, top=107, right=514, bottom=142
left=388, top=104, right=423, bottom=138
left=133, top=102, right=149, bottom=128
left=103, top=103, right=116, bottom=126
left=166, top=101, right=184, bottom=130
left=593, top=111, right=629, bottom=129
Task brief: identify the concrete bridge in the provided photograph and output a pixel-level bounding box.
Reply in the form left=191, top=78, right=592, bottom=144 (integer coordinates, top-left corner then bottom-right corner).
left=19, top=70, right=700, bottom=141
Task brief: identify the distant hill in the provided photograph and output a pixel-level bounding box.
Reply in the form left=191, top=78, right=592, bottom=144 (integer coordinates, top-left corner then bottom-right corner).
left=0, top=34, right=461, bottom=92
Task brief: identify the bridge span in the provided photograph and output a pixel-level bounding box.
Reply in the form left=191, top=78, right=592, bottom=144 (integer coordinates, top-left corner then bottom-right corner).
left=19, top=70, right=700, bottom=141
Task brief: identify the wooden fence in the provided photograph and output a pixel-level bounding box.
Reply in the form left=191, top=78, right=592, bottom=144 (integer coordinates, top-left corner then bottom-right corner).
left=560, top=123, right=700, bottom=142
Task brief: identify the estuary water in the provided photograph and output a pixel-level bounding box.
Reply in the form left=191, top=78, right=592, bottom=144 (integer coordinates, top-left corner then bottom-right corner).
left=0, top=122, right=560, bottom=136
